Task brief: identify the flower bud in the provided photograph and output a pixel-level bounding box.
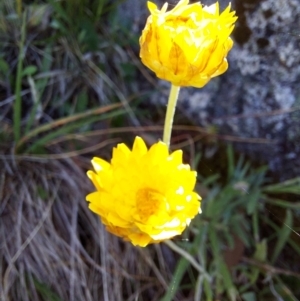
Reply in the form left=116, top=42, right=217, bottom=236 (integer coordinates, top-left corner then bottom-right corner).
left=140, top=0, right=237, bottom=87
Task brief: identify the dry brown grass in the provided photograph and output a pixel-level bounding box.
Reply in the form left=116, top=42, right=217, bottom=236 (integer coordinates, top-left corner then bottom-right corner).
left=0, top=152, right=175, bottom=301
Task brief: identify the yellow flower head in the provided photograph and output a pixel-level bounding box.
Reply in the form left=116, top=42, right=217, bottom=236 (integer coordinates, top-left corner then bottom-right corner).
left=86, top=136, right=201, bottom=247
left=139, top=0, right=237, bottom=87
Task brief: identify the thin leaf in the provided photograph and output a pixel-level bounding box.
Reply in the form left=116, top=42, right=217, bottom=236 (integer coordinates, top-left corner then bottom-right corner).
left=263, top=177, right=300, bottom=194
left=271, top=209, right=293, bottom=263
left=219, top=260, right=237, bottom=301
left=34, top=279, right=64, bottom=301
left=227, top=144, right=234, bottom=180
left=13, top=12, right=26, bottom=143
left=25, top=109, right=126, bottom=154
left=246, top=189, right=261, bottom=215
left=261, top=215, right=300, bottom=256
left=160, top=258, right=189, bottom=301
left=203, top=277, right=213, bottom=301
left=22, top=65, right=37, bottom=77
left=16, top=102, right=123, bottom=151
left=25, top=45, right=53, bottom=134
left=264, top=197, right=300, bottom=209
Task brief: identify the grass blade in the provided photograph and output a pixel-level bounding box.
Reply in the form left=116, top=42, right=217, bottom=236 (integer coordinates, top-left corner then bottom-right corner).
left=227, top=144, right=234, bottom=180
left=271, top=209, right=293, bottom=263
left=263, top=177, right=300, bottom=194
left=13, top=12, right=26, bottom=143
left=25, top=45, right=53, bottom=134
left=16, top=102, right=123, bottom=152
left=24, top=109, right=126, bottom=154
left=264, top=197, right=300, bottom=209
left=159, top=258, right=189, bottom=301
left=33, top=278, right=64, bottom=301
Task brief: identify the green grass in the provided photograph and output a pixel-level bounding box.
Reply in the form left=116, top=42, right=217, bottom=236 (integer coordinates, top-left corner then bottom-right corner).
left=159, top=145, right=300, bottom=300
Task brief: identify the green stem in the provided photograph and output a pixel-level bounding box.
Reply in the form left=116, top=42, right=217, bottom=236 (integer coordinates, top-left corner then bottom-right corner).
left=16, top=0, right=22, bottom=17
left=163, top=84, right=180, bottom=147
left=164, top=240, right=211, bottom=281
left=13, top=12, right=26, bottom=144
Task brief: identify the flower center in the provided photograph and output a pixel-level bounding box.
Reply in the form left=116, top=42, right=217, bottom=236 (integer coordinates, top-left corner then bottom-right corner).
left=136, top=188, right=167, bottom=221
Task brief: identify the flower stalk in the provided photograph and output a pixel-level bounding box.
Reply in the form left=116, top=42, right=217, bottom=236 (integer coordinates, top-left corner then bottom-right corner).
left=163, top=84, right=180, bottom=148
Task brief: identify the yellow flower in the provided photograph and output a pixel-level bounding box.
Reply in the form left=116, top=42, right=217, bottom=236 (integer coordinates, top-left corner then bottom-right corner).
left=139, top=0, right=237, bottom=88
left=86, top=136, right=201, bottom=247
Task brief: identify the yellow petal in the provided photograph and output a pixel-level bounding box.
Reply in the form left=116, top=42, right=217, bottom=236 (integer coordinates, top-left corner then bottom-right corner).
left=91, top=157, right=110, bottom=173
left=86, top=170, right=102, bottom=191
left=147, top=1, right=157, bottom=13
left=128, top=233, right=152, bottom=247
left=132, top=136, right=148, bottom=156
